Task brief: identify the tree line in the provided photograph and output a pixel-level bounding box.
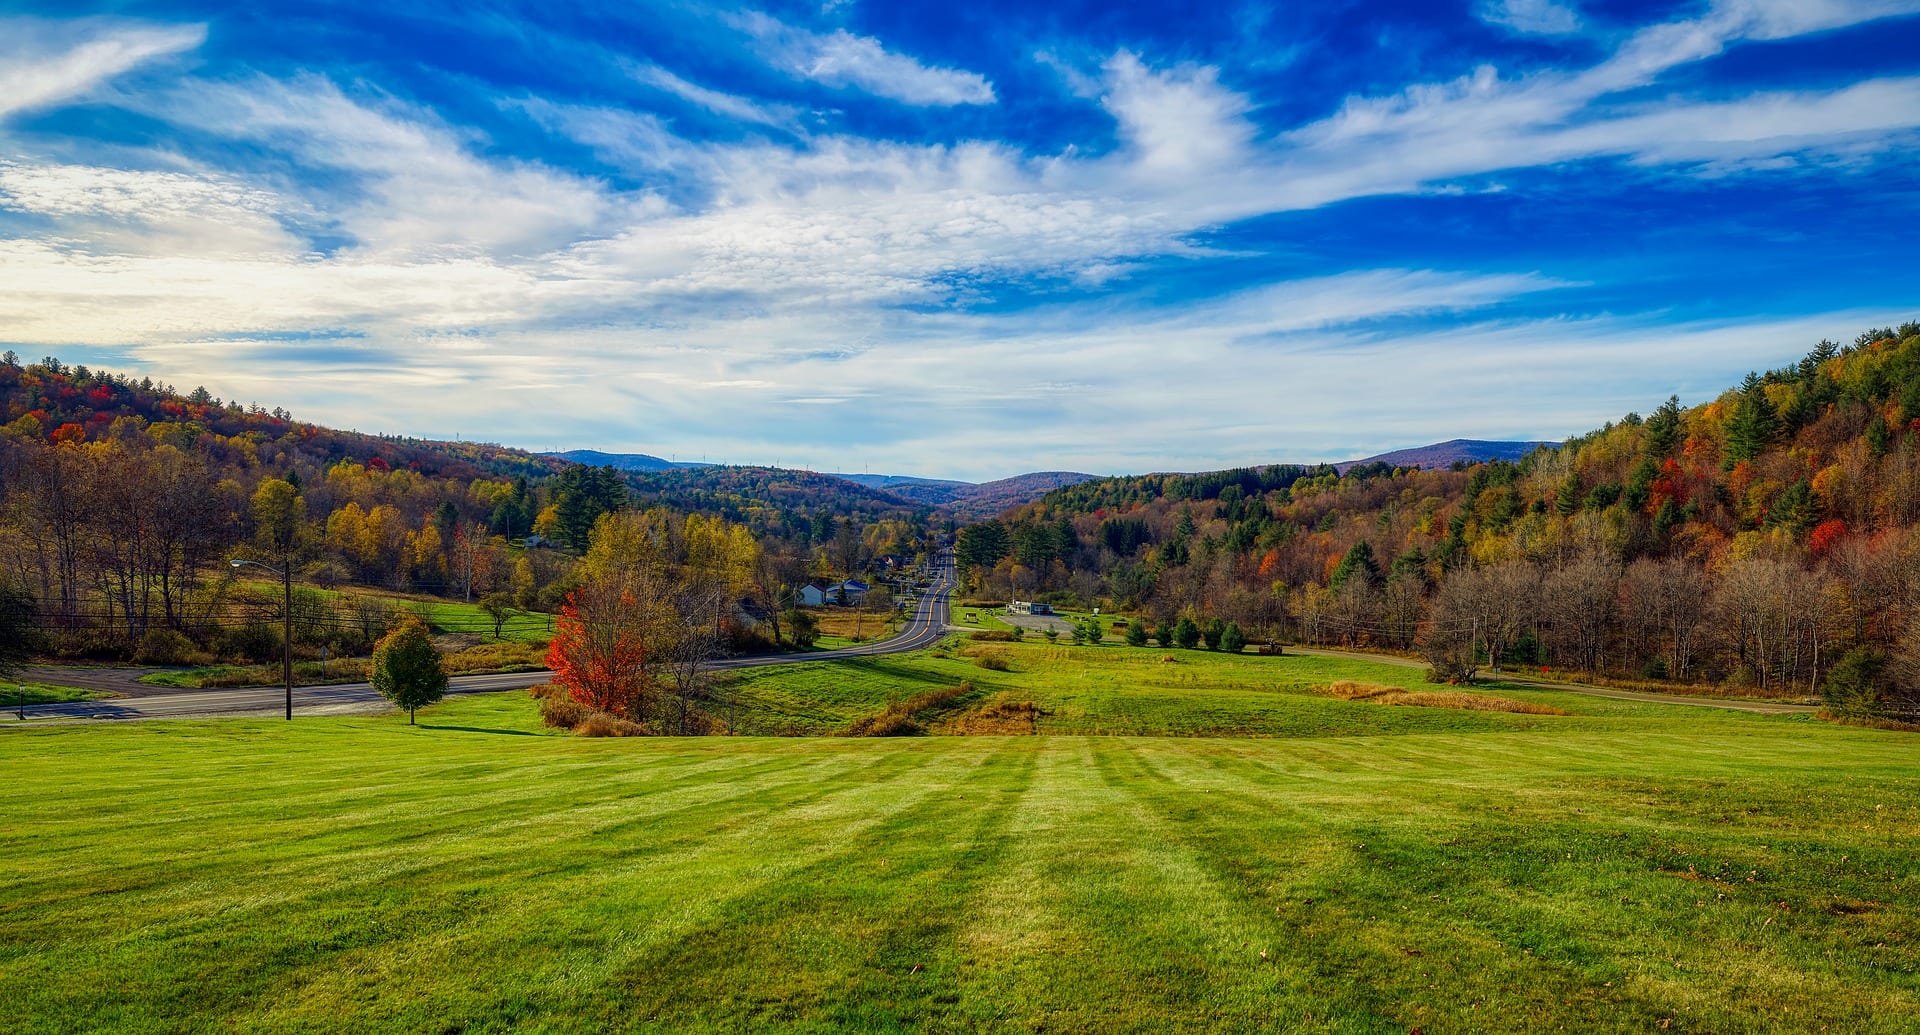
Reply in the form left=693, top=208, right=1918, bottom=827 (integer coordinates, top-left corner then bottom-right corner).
left=952, top=324, right=1920, bottom=718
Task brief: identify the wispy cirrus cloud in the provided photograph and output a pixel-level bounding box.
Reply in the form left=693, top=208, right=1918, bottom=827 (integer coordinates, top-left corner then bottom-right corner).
left=1479, top=0, right=1583, bottom=36
left=734, top=11, right=995, bottom=106
left=627, top=61, right=800, bottom=130
left=0, top=17, right=204, bottom=118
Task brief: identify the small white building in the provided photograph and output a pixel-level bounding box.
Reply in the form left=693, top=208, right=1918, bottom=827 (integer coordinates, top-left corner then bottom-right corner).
left=795, top=583, right=827, bottom=608
left=1007, top=600, right=1053, bottom=616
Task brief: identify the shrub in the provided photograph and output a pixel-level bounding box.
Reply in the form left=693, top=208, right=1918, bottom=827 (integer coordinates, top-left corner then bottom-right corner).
left=527, top=682, right=562, bottom=700
left=574, top=711, right=647, bottom=737
left=1125, top=619, right=1148, bottom=647
left=781, top=609, right=819, bottom=649
left=539, top=696, right=590, bottom=729
left=1154, top=623, right=1174, bottom=648
left=219, top=623, right=283, bottom=664
left=976, top=652, right=1011, bottom=671
left=970, top=630, right=1019, bottom=642
left=135, top=628, right=199, bottom=665
left=1823, top=647, right=1890, bottom=718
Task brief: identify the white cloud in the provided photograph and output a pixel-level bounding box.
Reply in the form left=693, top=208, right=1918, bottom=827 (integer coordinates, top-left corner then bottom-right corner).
left=628, top=62, right=798, bottom=129
left=1479, top=0, right=1583, bottom=35
left=0, top=17, right=204, bottom=120
left=736, top=11, right=995, bottom=106
left=153, top=75, right=625, bottom=259
left=1099, top=52, right=1255, bottom=176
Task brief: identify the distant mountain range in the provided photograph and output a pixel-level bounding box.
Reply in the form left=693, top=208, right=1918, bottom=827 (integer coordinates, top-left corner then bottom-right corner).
left=541, top=449, right=710, bottom=472
left=541, top=450, right=1097, bottom=516
left=1336, top=438, right=1552, bottom=472
left=542, top=440, right=1546, bottom=516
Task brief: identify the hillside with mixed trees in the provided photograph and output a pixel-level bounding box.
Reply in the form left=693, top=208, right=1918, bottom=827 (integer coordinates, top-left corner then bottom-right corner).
left=954, top=322, right=1920, bottom=718
left=0, top=354, right=935, bottom=668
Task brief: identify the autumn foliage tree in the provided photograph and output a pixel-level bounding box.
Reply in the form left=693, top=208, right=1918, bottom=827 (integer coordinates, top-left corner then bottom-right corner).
left=371, top=613, right=447, bottom=724
left=546, top=578, right=660, bottom=719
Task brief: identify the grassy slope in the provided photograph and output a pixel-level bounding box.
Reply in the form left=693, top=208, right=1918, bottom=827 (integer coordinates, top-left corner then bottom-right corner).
left=2, top=656, right=1917, bottom=1032
left=717, top=641, right=1733, bottom=737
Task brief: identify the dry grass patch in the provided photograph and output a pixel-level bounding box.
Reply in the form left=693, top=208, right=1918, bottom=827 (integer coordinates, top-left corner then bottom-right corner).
left=844, top=682, right=974, bottom=737
left=1320, top=681, right=1569, bottom=715
left=1325, top=680, right=1400, bottom=700
left=933, top=695, right=1043, bottom=735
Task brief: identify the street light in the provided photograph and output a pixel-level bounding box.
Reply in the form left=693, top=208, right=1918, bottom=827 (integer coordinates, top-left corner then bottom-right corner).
left=231, top=557, right=293, bottom=720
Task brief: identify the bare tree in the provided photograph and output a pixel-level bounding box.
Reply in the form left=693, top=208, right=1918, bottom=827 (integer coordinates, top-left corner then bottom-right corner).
left=1544, top=551, right=1620, bottom=674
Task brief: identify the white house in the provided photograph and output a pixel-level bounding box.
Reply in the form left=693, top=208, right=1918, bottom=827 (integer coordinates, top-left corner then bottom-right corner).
left=795, top=583, right=827, bottom=608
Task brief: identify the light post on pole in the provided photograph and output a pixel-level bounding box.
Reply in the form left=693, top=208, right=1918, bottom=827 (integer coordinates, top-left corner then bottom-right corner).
left=231, top=557, right=293, bottom=720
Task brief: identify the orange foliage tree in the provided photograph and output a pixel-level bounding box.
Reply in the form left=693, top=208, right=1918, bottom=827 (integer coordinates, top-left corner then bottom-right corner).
left=546, top=579, right=660, bottom=717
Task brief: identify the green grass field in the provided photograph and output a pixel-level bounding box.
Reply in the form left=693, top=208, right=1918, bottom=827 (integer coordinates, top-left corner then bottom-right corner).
left=3, top=646, right=1916, bottom=1032
left=2, top=682, right=109, bottom=706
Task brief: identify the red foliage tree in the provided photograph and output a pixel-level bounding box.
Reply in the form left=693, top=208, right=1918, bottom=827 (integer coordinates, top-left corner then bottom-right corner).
left=1809, top=518, right=1849, bottom=557
left=545, top=582, right=655, bottom=717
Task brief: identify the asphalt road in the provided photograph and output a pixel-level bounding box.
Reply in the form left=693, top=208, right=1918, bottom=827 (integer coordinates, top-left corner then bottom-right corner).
left=3, top=558, right=956, bottom=725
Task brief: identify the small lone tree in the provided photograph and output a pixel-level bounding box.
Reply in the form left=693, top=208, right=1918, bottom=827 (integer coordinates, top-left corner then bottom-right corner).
left=372, top=614, right=447, bottom=724
left=1125, top=619, right=1148, bottom=647
left=479, top=592, right=516, bottom=640
left=1082, top=619, right=1103, bottom=645
left=1154, top=622, right=1174, bottom=648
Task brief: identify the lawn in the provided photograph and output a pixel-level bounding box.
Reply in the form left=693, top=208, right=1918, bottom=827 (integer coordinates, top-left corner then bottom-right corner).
left=713, top=639, right=1754, bottom=737
left=2, top=649, right=1917, bottom=1032
left=1, top=682, right=109, bottom=707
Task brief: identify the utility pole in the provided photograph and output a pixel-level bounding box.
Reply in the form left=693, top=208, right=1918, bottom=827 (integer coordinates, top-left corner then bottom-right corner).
left=281, top=556, right=292, bottom=720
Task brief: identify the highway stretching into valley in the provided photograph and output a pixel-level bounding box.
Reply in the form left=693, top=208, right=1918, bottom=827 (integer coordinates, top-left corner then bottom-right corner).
left=3, top=557, right=955, bottom=725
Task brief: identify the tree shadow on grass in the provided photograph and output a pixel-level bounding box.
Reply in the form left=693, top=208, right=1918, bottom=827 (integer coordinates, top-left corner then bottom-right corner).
left=418, top=724, right=542, bottom=736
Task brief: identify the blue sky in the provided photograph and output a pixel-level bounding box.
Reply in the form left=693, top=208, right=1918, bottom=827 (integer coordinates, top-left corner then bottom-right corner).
left=3, top=0, right=1919, bottom=479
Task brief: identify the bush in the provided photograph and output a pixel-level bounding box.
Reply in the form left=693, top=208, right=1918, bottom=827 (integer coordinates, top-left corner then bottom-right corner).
left=969, top=630, right=1020, bottom=642
left=135, top=628, right=199, bottom=665
left=49, top=630, right=130, bottom=661
left=1641, top=656, right=1670, bottom=680
left=219, top=623, right=284, bottom=664
left=1824, top=647, right=1890, bottom=718
left=975, top=652, right=1011, bottom=671
left=1125, top=619, right=1149, bottom=647
left=1154, top=623, right=1174, bottom=648
left=539, top=696, right=590, bottom=729
left=781, top=609, right=819, bottom=649
left=574, top=711, right=647, bottom=737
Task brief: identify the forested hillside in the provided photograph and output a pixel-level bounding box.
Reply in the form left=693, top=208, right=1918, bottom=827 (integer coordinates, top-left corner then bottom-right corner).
left=0, top=354, right=934, bottom=667
left=954, top=323, right=1920, bottom=716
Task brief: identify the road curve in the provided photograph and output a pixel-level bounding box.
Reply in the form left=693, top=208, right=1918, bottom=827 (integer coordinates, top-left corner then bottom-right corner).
left=4, top=558, right=956, bottom=725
